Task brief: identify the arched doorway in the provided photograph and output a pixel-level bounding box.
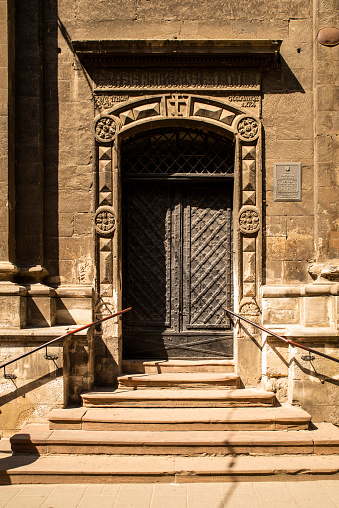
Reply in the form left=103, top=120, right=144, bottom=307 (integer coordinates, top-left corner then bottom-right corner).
left=121, top=127, right=234, bottom=359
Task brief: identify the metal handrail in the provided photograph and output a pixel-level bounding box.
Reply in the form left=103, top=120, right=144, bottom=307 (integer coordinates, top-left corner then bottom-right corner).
left=224, top=307, right=339, bottom=365
left=0, top=307, right=132, bottom=379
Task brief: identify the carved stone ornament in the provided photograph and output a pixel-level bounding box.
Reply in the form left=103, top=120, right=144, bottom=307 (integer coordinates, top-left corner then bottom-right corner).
left=239, top=297, right=260, bottom=316
left=95, top=116, right=117, bottom=143
left=94, top=206, right=116, bottom=236
left=237, top=116, right=259, bottom=140
left=308, top=262, right=339, bottom=282
left=239, top=206, right=260, bottom=234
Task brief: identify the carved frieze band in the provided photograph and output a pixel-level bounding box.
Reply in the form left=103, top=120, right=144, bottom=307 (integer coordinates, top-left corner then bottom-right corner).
left=93, top=68, right=261, bottom=92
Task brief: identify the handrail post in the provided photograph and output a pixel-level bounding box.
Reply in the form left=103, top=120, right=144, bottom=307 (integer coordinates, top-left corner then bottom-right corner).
left=3, top=366, right=16, bottom=380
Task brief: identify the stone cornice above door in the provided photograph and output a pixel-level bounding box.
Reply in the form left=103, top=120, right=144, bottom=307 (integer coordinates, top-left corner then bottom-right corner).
left=73, top=39, right=281, bottom=96
left=73, top=38, right=282, bottom=64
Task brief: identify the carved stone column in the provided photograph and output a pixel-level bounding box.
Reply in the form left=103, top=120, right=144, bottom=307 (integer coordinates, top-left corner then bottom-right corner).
left=93, top=115, right=121, bottom=385
left=234, top=115, right=263, bottom=386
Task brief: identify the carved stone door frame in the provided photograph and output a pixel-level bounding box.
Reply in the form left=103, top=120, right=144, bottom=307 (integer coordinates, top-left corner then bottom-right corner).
left=93, top=93, right=262, bottom=381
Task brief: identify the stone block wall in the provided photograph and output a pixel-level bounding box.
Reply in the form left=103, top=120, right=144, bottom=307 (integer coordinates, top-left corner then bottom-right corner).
left=0, top=328, right=93, bottom=438
left=262, top=284, right=339, bottom=423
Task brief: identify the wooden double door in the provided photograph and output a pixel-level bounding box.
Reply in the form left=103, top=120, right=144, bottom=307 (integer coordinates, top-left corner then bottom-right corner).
left=122, top=179, right=234, bottom=359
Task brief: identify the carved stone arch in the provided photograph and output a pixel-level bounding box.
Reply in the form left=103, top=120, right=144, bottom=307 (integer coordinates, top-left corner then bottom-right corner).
left=93, top=94, right=262, bottom=366
left=96, top=93, right=257, bottom=140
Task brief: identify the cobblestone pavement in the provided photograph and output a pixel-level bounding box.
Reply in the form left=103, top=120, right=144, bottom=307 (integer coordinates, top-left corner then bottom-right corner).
left=0, top=480, right=339, bottom=508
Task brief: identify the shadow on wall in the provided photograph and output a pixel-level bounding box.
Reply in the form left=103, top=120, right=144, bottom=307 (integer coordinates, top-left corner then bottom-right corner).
left=262, top=56, right=305, bottom=95
left=0, top=368, right=63, bottom=408
left=294, top=357, right=339, bottom=386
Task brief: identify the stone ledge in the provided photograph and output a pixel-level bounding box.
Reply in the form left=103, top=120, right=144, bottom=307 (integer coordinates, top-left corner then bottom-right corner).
left=54, top=285, right=94, bottom=298
left=263, top=325, right=339, bottom=340
left=0, top=282, right=26, bottom=296
left=262, top=284, right=339, bottom=298
left=0, top=326, right=89, bottom=342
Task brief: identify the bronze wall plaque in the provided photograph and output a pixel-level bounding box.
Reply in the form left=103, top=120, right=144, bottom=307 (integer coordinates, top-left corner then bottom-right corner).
left=274, top=163, right=302, bottom=202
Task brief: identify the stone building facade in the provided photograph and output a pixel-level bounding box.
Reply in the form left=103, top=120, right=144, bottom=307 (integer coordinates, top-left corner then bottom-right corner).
left=0, top=0, right=339, bottom=436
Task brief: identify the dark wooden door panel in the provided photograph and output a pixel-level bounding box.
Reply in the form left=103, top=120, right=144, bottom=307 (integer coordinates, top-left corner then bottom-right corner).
left=183, top=185, right=232, bottom=331
left=122, top=183, right=172, bottom=329
left=123, top=181, right=233, bottom=359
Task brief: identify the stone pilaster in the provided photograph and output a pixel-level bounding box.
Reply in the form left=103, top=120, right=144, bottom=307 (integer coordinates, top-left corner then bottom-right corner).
left=14, top=0, right=47, bottom=282
left=0, top=0, right=17, bottom=281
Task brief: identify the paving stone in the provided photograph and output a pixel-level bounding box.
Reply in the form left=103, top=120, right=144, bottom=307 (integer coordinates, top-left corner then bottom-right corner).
left=113, top=484, right=154, bottom=508
left=18, top=485, right=56, bottom=497
left=40, top=485, right=88, bottom=508
left=6, top=496, right=48, bottom=508
left=78, top=495, right=117, bottom=508
left=219, top=483, right=261, bottom=508
left=253, top=482, right=299, bottom=508
left=151, top=495, right=187, bottom=508
left=319, top=480, right=339, bottom=506
left=187, top=483, right=223, bottom=508
left=286, top=481, right=337, bottom=508
left=0, top=486, right=23, bottom=508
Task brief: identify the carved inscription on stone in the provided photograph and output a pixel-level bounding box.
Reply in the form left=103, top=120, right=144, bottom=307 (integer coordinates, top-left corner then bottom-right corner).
left=95, top=116, right=117, bottom=142
left=93, top=68, right=260, bottom=91
left=237, top=117, right=259, bottom=140
left=227, top=95, right=260, bottom=108
left=94, top=95, right=129, bottom=111
left=95, top=206, right=116, bottom=236
left=239, top=207, right=260, bottom=234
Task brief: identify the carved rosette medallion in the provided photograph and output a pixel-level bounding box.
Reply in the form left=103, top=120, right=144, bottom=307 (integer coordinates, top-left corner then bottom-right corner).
left=238, top=206, right=260, bottom=234
left=94, top=206, right=116, bottom=236
left=237, top=116, right=259, bottom=141
left=239, top=298, right=260, bottom=316
left=95, top=116, right=117, bottom=143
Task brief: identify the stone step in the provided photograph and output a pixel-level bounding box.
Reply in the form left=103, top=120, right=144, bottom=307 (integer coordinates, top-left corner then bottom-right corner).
left=47, top=406, right=311, bottom=431
left=117, top=373, right=240, bottom=389
left=81, top=388, right=276, bottom=408
left=3, top=453, right=339, bottom=484
left=0, top=455, right=339, bottom=485
left=11, top=422, right=339, bottom=456
left=122, top=359, right=235, bottom=374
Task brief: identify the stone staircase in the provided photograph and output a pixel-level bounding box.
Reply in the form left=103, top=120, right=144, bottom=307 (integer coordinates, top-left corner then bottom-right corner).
left=4, top=359, right=339, bottom=483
